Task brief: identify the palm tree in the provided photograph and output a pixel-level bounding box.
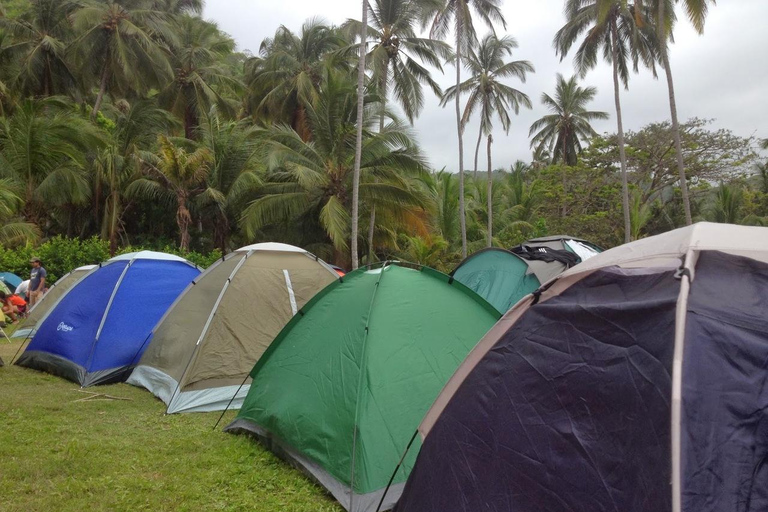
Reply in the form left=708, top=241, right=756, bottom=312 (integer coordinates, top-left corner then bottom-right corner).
left=245, top=19, right=347, bottom=139
left=344, top=0, right=451, bottom=265
left=159, top=16, right=239, bottom=139
left=0, top=97, right=104, bottom=227
left=351, top=0, right=369, bottom=270
left=0, top=178, right=40, bottom=246
left=710, top=182, right=743, bottom=225
left=529, top=74, right=609, bottom=216
left=652, top=0, right=716, bottom=226
left=343, top=0, right=451, bottom=128
left=70, top=0, right=174, bottom=120
left=555, top=0, right=658, bottom=243
left=530, top=74, right=608, bottom=166
left=151, top=0, right=203, bottom=14
left=423, top=0, right=506, bottom=258
left=442, top=34, right=532, bottom=246
left=242, top=72, right=428, bottom=266
left=196, top=114, right=263, bottom=253
left=94, top=100, right=176, bottom=255
left=0, top=0, right=79, bottom=98
left=129, top=135, right=212, bottom=250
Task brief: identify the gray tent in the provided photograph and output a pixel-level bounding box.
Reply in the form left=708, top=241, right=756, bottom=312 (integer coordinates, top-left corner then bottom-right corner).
left=12, top=265, right=97, bottom=340
left=127, top=243, right=339, bottom=414
left=396, top=223, right=768, bottom=512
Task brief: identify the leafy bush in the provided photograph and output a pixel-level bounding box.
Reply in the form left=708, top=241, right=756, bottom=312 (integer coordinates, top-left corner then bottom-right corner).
left=0, top=237, right=222, bottom=284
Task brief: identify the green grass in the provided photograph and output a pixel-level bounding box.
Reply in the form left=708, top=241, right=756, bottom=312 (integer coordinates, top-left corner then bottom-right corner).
left=0, top=339, right=342, bottom=512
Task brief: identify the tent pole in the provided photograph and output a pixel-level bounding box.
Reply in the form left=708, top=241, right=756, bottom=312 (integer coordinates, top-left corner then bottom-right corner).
left=11, top=329, right=34, bottom=364
left=671, top=249, right=697, bottom=512
left=212, top=373, right=250, bottom=431
left=349, top=261, right=391, bottom=511
left=375, top=429, right=419, bottom=512
left=168, top=251, right=252, bottom=413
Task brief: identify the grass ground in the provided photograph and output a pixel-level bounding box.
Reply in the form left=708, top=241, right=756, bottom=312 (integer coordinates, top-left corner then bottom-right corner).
left=0, top=338, right=342, bottom=512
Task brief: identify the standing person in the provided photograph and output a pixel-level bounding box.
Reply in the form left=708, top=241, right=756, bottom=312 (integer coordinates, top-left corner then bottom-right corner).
left=15, top=280, right=30, bottom=301
left=29, top=257, right=47, bottom=306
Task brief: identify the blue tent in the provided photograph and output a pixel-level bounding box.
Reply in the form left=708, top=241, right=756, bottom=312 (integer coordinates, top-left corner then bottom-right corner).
left=0, top=272, right=22, bottom=290
left=16, top=252, right=200, bottom=386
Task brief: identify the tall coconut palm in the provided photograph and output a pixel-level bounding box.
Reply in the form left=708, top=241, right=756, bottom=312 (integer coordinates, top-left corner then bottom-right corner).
left=442, top=33, right=533, bottom=246
left=245, top=19, right=346, bottom=139
left=242, top=72, right=429, bottom=266
left=529, top=74, right=608, bottom=216
left=343, top=0, right=451, bottom=264
left=0, top=0, right=79, bottom=97
left=529, top=74, right=608, bottom=166
left=151, top=0, right=203, bottom=14
left=653, top=0, right=715, bottom=226
left=343, top=0, right=451, bottom=128
left=555, top=0, right=658, bottom=243
left=350, top=0, right=369, bottom=270
left=159, top=16, right=239, bottom=139
left=69, top=0, right=174, bottom=120
left=423, top=0, right=506, bottom=258
left=129, top=135, right=212, bottom=250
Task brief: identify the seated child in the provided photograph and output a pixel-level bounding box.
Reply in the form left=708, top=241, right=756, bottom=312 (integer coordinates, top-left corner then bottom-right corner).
left=0, top=290, right=26, bottom=323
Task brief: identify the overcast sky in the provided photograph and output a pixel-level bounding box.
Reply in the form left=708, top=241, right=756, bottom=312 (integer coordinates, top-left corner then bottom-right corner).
left=204, top=0, right=768, bottom=171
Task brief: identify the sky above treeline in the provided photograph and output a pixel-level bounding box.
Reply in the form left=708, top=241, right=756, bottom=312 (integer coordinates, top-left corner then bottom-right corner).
left=204, top=0, right=768, bottom=171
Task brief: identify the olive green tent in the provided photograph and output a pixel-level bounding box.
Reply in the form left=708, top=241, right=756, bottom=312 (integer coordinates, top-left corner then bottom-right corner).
left=225, top=262, right=501, bottom=512
left=128, top=243, right=339, bottom=414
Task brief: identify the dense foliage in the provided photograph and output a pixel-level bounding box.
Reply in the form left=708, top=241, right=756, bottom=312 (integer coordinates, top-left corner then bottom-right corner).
left=0, top=0, right=764, bottom=273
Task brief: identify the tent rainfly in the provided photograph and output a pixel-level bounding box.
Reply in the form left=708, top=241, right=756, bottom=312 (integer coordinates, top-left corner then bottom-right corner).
left=225, top=262, right=501, bottom=512
left=395, top=223, right=768, bottom=512
left=15, top=252, right=200, bottom=386
left=452, top=236, right=601, bottom=313
left=0, top=272, right=22, bottom=290
left=127, top=243, right=339, bottom=414
left=12, top=265, right=97, bottom=340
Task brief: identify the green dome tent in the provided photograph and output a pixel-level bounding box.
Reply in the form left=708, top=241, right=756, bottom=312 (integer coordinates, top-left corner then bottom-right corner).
left=225, top=262, right=501, bottom=512
left=452, top=236, right=602, bottom=313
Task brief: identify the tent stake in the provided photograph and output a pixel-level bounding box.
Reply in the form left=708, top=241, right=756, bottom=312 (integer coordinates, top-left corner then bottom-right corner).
left=375, top=429, right=419, bottom=512
left=212, top=373, right=250, bottom=431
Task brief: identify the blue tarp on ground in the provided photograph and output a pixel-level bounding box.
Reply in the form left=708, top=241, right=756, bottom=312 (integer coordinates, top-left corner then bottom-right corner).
left=16, top=253, right=200, bottom=386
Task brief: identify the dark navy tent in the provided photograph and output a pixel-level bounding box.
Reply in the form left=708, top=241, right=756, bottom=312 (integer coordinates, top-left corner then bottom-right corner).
left=395, top=223, right=768, bottom=512
left=16, top=252, right=200, bottom=387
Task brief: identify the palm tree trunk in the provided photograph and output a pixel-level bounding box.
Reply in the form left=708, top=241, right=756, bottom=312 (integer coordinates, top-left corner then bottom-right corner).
left=368, top=207, right=376, bottom=263
left=92, top=60, right=110, bottom=121
left=561, top=136, right=568, bottom=218
left=486, top=134, right=493, bottom=248
left=184, top=103, right=197, bottom=140
left=474, top=126, right=482, bottom=179
left=177, top=195, right=192, bottom=251
left=662, top=51, right=692, bottom=226
left=368, top=61, right=386, bottom=264
left=612, top=20, right=631, bottom=244
left=350, top=0, right=369, bottom=270
left=456, top=14, right=467, bottom=259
